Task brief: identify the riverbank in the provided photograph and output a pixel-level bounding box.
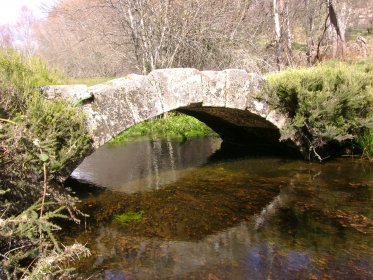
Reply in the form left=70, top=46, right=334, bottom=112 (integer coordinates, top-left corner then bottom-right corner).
left=265, top=59, right=373, bottom=161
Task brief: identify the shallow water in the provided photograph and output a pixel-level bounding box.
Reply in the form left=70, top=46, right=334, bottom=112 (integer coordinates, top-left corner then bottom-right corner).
left=66, top=138, right=373, bottom=280
left=71, top=138, right=221, bottom=192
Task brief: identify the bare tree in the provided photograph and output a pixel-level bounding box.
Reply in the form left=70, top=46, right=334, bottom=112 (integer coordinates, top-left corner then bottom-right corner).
left=272, top=0, right=293, bottom=69
left=35, top=0, right=132, bottom=77
left=33, top=0, right=371, bottom=77
left=284, top=0, right=292, bottom=58
left=0, top=25, right=12, bottom=49
left=105, top=0, right=249, bottom=73
left=14, top=6, right=37, bottom=56
left=315, top=0, right=350, bottom=60
left=35, top=0, right=255, bottom=76
left=273, top=0, right=282, bottom=69
left=304, top=0, right=317, bottom=65
left=0, top=6, right=37, bottom=55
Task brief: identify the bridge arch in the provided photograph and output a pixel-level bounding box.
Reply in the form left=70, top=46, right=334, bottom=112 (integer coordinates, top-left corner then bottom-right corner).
left=77, top=68, right=288, bottom=149
left=44, top=68, right=297, bottom=179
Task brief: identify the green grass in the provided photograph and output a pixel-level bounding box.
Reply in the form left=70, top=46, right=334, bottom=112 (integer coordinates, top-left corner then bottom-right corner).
left=110, top=112, right=217, bottom=144
left=0, top=48, right=60, bottom=94
left=358, top=128, right=373, bottom=160
left=114, top=210, right=144, bottom=224
left=0, top=48, right=91, bottom=175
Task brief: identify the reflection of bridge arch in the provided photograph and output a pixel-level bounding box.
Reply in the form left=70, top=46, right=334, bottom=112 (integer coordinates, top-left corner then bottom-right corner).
left=45, top=68, right=287, bottom=149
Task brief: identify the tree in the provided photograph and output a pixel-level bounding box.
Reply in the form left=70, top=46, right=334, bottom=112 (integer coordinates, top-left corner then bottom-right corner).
left=105, top=0, right=250, bottom=73
left=34, top=0, right=132, bottom=77
left=0, top=6, right=37, bottom=55
left=33, top=0, right=371, bottom=76
left=315, top=0, right=350, bottom=60
left=304, top=0, right=319, bottom=65
left=35, top=0, right=256, bottom=76
left=0, top=24, right=12, bottom=49
left=272, top=0, right=292, bottom=70
left=13, top=6, right=37, bottom=56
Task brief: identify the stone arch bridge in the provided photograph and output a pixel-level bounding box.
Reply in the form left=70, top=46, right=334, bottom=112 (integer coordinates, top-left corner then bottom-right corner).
left=43, top=68, right=293, bottom=154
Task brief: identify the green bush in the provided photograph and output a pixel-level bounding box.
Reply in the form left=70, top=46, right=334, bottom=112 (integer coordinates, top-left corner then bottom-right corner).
left=0, top=48, right=90, bottom=200
left=0, top=49, right=91, bottom=278
left=265, top=60, right=373, bottom=160
left=0, top=49, right=60, bottom=110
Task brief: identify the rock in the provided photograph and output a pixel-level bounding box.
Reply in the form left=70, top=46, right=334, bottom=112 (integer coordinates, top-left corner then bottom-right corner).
left=41, top=84, right=92, bottom=103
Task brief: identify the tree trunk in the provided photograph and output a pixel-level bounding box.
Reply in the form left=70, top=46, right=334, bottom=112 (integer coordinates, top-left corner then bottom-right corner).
left=325, top=0, right=349, bottom=58
left=337, top=0, right=348, bottom=55
left=305, top=0, right=315, bottom=65
left=284, top=0, right=293, bottom=66
left=273, top=0, right=283, bottom=70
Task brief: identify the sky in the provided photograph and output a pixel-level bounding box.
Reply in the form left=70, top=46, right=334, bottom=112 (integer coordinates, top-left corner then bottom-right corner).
left=0, top=0, right=57, bottom=25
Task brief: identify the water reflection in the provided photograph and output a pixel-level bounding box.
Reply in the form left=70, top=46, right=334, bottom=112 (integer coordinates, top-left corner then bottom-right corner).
left=66, top=139, right=373, bottom=279
left=71, top=137, right=221, bottom=192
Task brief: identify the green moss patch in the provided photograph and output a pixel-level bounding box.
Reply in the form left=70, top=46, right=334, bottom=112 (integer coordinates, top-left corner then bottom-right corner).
left=114, top=210, right=144, bottom=224
left=110, top=112, right=217, bottom=144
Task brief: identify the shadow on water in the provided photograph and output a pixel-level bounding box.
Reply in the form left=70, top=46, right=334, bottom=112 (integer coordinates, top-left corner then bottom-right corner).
left=206, top=139, right=301, bottom=163
left=63, top=137, right=373, bottom=279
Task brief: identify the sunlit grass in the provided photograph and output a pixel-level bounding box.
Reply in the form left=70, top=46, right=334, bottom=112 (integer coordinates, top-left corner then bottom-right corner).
left=110, top=112, right=217, bottom=144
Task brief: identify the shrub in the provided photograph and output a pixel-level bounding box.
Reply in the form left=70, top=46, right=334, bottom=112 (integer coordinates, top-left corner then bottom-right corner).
left=0, top=49, right=91, bottom=278
left=265, top=60, right=373, bottom=160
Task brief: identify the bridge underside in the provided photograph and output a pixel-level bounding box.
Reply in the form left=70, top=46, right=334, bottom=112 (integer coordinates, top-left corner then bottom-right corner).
left=177, top=105, right=299, bottom=156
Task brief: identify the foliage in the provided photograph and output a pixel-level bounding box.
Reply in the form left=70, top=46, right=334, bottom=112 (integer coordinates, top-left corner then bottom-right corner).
left=114, top=210, right=144, bottom=224
left=0, top=48, right=60, bottom=93
left=110, top=112, right=217, bottom=144
left=265, top=60, right=373, bottom=160
left=0, top=200, right=90, bottom=279
left=0, top=49, right=60, bottom=117
left=357, top=128, right=373, bottom=161
left=0, top=48, right=91, bottom=278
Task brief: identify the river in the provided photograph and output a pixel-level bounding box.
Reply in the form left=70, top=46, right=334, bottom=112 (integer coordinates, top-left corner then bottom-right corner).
left=64, top=137, right=373, bottom=280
